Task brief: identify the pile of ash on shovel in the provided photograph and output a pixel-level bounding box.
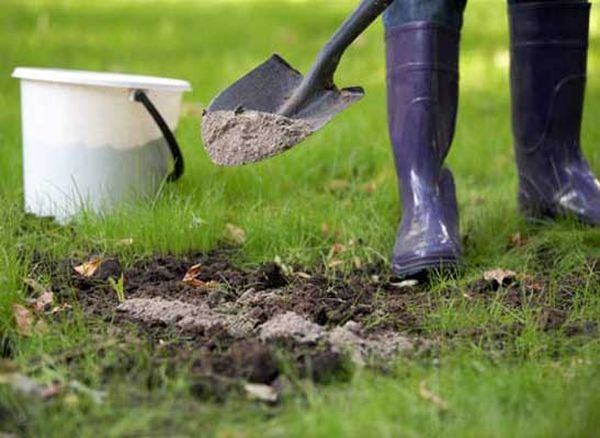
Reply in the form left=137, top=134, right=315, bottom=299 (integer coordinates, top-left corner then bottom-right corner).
left=201, top=110, right=315, bottom=166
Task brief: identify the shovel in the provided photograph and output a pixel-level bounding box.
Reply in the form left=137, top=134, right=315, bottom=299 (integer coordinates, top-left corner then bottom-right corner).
left=202, top=0, right=393, bottom=166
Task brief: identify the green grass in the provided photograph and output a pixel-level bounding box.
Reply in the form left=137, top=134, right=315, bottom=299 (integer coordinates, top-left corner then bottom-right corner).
left=1, top=0, right=600, bottom=436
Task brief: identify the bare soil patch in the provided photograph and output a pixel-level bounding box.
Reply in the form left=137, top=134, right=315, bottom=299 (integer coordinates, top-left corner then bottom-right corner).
left=26, top=249, right=598, bottom=400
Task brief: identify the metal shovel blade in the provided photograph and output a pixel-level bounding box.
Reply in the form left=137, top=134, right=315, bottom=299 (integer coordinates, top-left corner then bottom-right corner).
left=201, top=55, right=364, bottom=166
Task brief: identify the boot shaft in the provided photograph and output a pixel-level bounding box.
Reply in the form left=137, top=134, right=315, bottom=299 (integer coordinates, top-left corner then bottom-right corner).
left=509, top=1, right=600, bottom=220
left=385, top=23, right=460, bottom=196
left=509, top=2, right=590, bottom=156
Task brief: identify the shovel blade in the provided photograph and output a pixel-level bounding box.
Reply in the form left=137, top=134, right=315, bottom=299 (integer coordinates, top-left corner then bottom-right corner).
left=207, top=54, right=364, bottom=130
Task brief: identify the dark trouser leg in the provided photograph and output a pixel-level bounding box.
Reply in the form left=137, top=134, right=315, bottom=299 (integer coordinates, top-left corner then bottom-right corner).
left=384, top=0, right=467, bottom=30
left=384, top=1, right=466, bottom=279
left=509, top=1, right=600, bottom=224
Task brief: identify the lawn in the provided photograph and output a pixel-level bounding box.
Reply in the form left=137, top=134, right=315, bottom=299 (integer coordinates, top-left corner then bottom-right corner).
left=1, top=0, right=600, bottom=436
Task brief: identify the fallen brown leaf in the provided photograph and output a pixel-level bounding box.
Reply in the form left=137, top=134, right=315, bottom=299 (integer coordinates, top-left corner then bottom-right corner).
left=74, top=259, right=102, bottom=277
left=327, top=243, right=346, bottom=259
left=419, top=380, right=448, bottom=411
left=225, top=223, right=246, bottom=245
left=182, top=264, right=207, bottom=288
left=12, top=304, right=33, bottom=336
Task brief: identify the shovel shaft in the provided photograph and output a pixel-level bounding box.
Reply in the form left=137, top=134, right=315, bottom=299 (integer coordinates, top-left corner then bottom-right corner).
left=279, top=0, right=393, bottom=117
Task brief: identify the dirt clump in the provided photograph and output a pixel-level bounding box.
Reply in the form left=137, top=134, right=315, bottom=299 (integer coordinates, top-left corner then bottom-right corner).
left=259, top=312, right=325, bottom=345
left=201, top=110, right=314, bottom=166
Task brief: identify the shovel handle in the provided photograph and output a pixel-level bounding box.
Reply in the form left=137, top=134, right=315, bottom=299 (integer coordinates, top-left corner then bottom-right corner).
left=279, top=0, right=393, bottom=117
left=133, top=90, right=184, bottom=182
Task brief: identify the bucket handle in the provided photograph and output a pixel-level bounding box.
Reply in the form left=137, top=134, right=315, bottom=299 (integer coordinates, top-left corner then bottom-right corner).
left=132, top=89, right=184, bottom=182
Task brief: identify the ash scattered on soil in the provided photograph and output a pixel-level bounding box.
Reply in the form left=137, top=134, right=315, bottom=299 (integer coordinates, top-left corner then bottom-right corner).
left=30, top=249, right=599, bottom=400
left=201, top=110, right=314, bottom=166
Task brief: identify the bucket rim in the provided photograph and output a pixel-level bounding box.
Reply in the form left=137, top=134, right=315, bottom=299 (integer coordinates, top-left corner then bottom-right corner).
left=12, top=67, right=192, bottom=92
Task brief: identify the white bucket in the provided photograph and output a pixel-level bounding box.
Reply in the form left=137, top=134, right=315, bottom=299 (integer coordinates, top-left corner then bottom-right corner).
left=12, top=67, right=192, bottom=222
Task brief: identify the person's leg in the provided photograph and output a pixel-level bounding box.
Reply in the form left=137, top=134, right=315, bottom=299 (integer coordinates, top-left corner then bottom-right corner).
left=509, top=0, right=600, bottom=224
left=384, top=0, right=467, bottom=279
left=384, top=0, right=467, bottom=29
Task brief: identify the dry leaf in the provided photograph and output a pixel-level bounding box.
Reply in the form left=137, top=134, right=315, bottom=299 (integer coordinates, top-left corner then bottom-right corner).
left=12, top=304, right=33, bottom=336
left=419, top=380, right=448, bottom=411
left=74, top=259, right=102, bottom=277
left=225, top=223, right=246, bottom=245
left=182, top=264, right=207, bottom=288
left=327, top=243, right=346, bottom=259
left=483, top=269, right=517, bottom=286
left=296, top=272, right=312, bottom=280
left=244, top=383, right=279, bottom=403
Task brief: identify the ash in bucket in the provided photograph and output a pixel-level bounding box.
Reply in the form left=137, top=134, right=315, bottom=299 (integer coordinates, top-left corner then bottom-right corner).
left=201, top=110, right=315, bottom=166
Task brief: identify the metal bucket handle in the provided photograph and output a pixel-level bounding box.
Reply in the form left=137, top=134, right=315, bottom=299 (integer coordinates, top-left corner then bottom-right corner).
left=132, top=89, right=184, bottom=182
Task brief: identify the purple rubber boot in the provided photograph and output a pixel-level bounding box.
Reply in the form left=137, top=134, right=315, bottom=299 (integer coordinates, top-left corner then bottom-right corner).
left=510, top=2, right=600, bottom=224
left=385, top=23, right=463, bottom=279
